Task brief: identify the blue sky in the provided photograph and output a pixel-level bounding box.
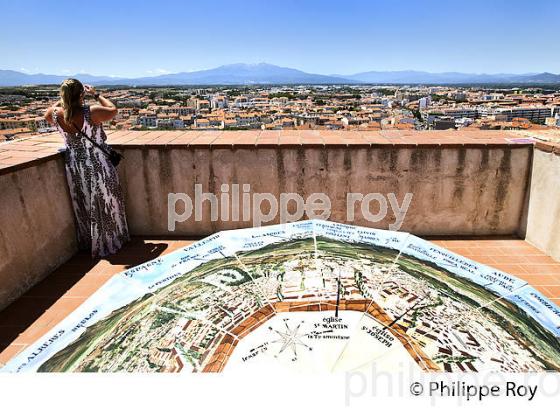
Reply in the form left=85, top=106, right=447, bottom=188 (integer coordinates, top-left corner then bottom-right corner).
left=1, top=0, right=559, bottom=77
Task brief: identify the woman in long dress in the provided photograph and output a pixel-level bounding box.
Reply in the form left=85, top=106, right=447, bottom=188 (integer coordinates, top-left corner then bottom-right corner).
left=45, top=78, right=129, bottom=258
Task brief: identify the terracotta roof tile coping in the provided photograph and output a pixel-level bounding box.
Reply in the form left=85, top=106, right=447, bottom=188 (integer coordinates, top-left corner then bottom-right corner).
left=0, top=130, right=541, bottom=175
left=535, top=140, right=560, bottom=154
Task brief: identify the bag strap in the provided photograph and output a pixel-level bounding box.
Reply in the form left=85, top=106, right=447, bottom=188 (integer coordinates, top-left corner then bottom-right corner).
left=70, top=120, right=112, bottom=158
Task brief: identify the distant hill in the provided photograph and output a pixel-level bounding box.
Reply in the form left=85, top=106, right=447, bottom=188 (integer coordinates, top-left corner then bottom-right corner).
left=0, top=64, right=351, bottom=86
left=108, top=63, right=354, bottom=85
left=520, top=72, right=560, bottom=83
left=343, top=70, right=560, bottom=84
left=1, top=64, right=559, bottom=86
left=0, top=70, right=124, bottom=86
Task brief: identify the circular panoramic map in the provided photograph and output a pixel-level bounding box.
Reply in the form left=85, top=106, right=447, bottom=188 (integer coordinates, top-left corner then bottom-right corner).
left=3, top=220, right=560, bottom=373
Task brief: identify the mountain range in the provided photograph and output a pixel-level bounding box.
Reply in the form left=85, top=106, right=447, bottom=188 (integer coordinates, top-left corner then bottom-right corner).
left=1, top=63, right=560, bottom=86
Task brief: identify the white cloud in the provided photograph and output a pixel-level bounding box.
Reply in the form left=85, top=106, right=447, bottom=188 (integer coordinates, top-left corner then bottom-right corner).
left=146, top=68, right=171, bottom=75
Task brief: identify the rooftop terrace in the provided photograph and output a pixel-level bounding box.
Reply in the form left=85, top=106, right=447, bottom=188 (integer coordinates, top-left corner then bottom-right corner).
left=1, top=129, right=560, bottom=367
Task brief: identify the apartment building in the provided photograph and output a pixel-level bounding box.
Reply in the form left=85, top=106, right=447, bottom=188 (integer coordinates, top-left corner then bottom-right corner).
left=211, top=96, right=228, bottom=109
left=138, top=115, right=157, bottom=128
left=156, top=118, right=184, bottom=129
left=0, top=116, right=48, bottom=131
left=493, top=106, right=559, bottom=124
left=160, top=106, right=195, bottom=116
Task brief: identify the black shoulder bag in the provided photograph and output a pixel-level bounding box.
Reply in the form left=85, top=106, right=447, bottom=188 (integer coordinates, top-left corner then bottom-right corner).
left=71, top=121, right=124, bottom=167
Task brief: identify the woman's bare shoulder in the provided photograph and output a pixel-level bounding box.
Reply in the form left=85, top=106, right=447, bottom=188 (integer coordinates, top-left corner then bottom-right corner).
left=89, top=104, right=117, bottom=124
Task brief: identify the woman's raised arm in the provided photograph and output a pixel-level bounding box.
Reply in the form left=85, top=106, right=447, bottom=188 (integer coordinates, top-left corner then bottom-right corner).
left=87, top=85, right=118, bottom=124
left=44, top=99, right=62, bottom=125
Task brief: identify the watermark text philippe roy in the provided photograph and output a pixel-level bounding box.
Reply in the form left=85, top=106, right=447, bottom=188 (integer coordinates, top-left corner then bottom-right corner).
left=167, top=183, right=413, bottom=230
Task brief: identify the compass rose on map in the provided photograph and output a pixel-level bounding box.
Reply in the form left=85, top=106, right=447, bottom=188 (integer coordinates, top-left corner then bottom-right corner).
left=269, top=319, right=313, bottom=361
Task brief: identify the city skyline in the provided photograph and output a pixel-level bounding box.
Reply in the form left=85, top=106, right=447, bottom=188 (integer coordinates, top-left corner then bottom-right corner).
left=1, top=0, right=559, bottom=77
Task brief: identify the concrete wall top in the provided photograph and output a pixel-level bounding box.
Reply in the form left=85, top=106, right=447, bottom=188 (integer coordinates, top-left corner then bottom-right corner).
left=0, top=129, right=547, bottom=177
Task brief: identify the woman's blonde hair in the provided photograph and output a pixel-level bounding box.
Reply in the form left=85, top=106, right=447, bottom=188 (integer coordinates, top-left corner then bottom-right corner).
left=60, top=78, right=84, bottom=124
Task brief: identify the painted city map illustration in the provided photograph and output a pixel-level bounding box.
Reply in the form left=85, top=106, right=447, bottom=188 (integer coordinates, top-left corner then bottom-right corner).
left=2, top=220, right=560, bottom=373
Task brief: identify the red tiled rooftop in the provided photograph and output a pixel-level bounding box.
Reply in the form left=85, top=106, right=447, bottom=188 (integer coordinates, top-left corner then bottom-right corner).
left=0, top=236, right=559, bottom=367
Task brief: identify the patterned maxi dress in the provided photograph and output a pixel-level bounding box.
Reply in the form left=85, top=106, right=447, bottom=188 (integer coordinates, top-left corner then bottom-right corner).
left=53, top=105, right=130, bottom=258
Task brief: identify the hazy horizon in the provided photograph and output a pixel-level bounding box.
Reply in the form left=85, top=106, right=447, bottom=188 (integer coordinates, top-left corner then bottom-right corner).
left=2, top=0, right=559, bottom=78
left=1, top=63, right=558, bottom=79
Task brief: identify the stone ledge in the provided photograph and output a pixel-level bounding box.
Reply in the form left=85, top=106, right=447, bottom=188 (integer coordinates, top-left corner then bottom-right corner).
left=535, top=140, right=560, bottom=154
left=0, top=130, right=538, bottom=175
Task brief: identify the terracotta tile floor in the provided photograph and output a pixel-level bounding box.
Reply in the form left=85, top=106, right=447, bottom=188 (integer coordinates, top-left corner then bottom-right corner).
left=1, top=236, right=559, bottom=367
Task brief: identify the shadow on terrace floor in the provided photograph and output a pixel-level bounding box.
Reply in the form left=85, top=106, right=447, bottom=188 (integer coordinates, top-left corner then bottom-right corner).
left=0, top=238, right=176, bottom=352
left=104, top=240, right=169, bottom=269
